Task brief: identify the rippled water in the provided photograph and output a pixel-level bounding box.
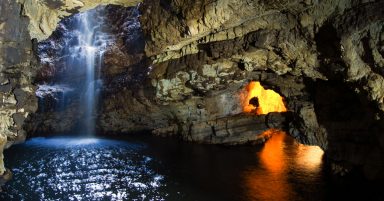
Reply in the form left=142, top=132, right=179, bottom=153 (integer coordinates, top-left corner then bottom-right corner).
left=1, top=131, right=383, bottom=201
left=1, top=137, right=165, bottom=201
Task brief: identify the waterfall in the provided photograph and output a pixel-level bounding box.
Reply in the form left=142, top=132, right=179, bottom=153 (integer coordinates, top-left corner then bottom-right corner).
left=36, top=6, right=116, bottom=135
left=67, top=7, right=111, bottom=135
left=36, top=6, right=122, bottom=135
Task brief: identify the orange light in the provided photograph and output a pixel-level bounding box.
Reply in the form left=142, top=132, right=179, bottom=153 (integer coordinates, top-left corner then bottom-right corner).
left=242, top=81, right=287, bottom=115
left=244, top=129, right=324, bottom=200
left=295, top=143, right=324, bottom=171
left=258, top=129, right=286, bottom=173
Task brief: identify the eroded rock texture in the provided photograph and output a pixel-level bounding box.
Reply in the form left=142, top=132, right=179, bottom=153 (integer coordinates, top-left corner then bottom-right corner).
left=0, top=0, right=384, bottom=180
left=138, top=0, right=384, bottom=179
left=18, top=0, right=141, bottom=41
left=0, top=0, right=38, bottom=175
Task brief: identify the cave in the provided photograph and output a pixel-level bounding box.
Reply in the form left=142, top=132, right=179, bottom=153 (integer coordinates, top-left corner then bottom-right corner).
left=1, top=0, right=384, bottom=200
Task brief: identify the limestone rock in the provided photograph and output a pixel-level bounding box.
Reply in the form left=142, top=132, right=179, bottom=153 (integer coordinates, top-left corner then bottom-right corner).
left=0, top=134, right=6, bottom=175
left=18, top=0, right=142, bottom=41
left=183, top=113, right=287, bottom=145
left=0, top=0, right=39, bottom=181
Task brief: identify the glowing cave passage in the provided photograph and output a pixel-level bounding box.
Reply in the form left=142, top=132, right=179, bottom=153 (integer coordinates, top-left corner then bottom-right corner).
left=243, top=81, right=287, bottom=115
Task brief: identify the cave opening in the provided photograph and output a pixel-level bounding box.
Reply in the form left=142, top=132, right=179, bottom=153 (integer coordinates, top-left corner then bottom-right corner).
left=242, top=81, right=287, bottom=115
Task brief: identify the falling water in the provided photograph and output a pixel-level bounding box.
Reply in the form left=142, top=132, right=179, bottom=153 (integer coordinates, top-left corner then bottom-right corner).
left=67, top=7, right=112, bottom=135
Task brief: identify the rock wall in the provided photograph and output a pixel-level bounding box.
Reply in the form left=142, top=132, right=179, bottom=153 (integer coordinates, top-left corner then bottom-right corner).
left=138, top=0, right=384, bottom=178
left=0, top=0, right=38, bottom=175
left=17, top=0, right=141, bottom=41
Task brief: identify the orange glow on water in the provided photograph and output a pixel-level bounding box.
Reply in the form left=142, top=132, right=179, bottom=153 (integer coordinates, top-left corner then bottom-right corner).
left=242, top=81, right=287, bottom=115
left=244, top=129, right=324, bottom=200
left=258, top=129, right=286, bottom=173
left=295, top=142, right=324, bottom=171
left=245, top=130, right=289, bottom=200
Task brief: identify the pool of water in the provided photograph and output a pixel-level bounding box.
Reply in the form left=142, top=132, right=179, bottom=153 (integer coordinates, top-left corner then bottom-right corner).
left=0, top=131, right=383, bottom=201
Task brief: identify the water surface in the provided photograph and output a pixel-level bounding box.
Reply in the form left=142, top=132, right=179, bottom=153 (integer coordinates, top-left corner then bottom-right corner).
left=1, top=132, right=382, bottom=200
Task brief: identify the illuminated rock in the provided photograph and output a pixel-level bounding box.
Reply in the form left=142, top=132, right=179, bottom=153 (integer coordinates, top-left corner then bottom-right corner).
left=242, top=81, right=287, bottom=115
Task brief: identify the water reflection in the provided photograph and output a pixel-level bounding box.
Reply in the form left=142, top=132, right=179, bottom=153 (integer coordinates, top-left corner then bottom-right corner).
left=295, top=141, right=324, bottom=171
left=4, top=132, right=376, bottom=201
left=1, top=137, right=166, bottom=201
left=26, top=137, right=101, bottom=147
left=245, top=129, right=324, bottom=201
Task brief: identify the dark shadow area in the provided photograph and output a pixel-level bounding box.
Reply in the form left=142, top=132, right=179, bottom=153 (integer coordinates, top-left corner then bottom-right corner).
left=312, top=79, right=384, bottom=179
left=315, top=24, right=345, bottom=80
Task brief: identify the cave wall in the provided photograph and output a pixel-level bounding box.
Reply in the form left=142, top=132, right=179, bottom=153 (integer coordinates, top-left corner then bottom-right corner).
left=137, top=0, right=384, bottom=178
left=0, top=0, right=383, bottom=179
left=17, top=0, right=142, bottom=41
left=0, top=0, right=38, bottom=175
left=104, top=0, right=384, bottom=179
left=312, top=80, right=384, bottom=179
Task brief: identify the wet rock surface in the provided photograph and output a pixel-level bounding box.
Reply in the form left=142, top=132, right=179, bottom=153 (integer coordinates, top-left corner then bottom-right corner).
left=136, top=0, right=384, bottom=179
left=18, top=0, right=142, bottom=41
left=0, top=0, right=38, bottom=175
